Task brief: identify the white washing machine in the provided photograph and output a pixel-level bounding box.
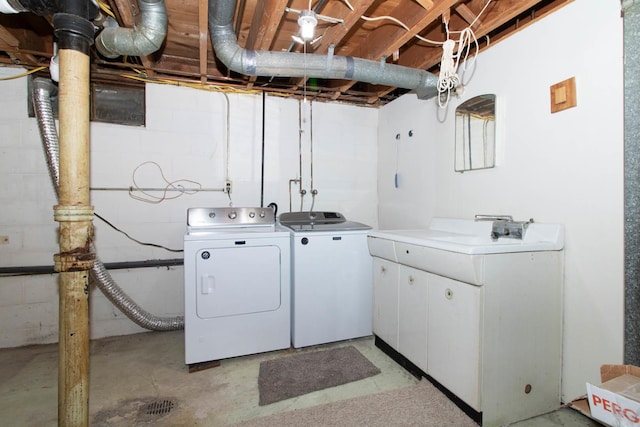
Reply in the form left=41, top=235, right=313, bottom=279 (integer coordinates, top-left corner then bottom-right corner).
left=184, top=207, right=290, bottom=365
left=279, top=211, right=373, bottom=348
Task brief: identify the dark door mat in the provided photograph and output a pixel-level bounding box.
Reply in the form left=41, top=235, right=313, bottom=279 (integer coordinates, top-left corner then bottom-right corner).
left=258, top=345, right=381, bottom=406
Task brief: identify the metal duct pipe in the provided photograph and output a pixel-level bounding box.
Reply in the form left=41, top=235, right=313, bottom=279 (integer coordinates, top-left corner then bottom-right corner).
left=95, top=0, right=167, bottom=59
left=208, top=0, right=439, bottom=100
left=32, top=78, right=184, bottom=332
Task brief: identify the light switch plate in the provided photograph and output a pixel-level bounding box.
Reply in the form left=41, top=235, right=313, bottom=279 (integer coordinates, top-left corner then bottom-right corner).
left=550, top=77, right=577, bottom=113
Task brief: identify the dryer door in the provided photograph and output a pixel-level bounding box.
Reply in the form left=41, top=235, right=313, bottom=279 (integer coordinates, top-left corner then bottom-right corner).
left=195, top=245, right=281, bottom=318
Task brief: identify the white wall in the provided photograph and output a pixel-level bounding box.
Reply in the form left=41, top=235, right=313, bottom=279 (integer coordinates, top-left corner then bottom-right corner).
left=377, top=1, right=623, bottom=401
left=0, top=69, right=378, bottom=347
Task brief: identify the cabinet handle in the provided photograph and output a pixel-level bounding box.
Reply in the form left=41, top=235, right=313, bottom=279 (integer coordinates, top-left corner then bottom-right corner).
left=408, top=275, right=414, bottom=285
left=445, top=288, right=453, bottom=299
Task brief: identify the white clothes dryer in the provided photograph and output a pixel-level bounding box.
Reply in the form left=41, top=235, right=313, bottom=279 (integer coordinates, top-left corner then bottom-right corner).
left=184, top=207, right=290, bottom=366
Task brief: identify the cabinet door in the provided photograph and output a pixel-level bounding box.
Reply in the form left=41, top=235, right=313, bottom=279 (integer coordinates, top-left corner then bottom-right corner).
left=427, top=274, right=482, bottom=410
left=372, top=257, right=399, bottom=349
left=398, top=266, right=428, bottom=372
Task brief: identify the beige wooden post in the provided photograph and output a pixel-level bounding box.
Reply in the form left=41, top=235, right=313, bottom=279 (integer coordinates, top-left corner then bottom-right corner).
left=54, top=47, right=94, bottom=427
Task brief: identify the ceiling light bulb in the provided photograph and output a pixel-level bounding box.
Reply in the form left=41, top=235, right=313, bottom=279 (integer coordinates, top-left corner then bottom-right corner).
left=298, top=10, right=318, bottom=41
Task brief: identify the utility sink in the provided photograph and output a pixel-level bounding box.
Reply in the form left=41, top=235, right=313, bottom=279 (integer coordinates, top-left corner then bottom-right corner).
left=369, top=218, right=564, bottom=255
left=367, top=218, right=564, bottom=285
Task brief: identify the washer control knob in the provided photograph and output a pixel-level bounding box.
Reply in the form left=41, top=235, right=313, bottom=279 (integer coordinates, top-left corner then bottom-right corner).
left=228, top=211, right=237, bottom=220
left=259, top=211, right=266, bottom=218
left=301, top=237, right=309, bottom=245
left=208, top=212, right=216, bottom=218
left=249, top=211, right=256, bottom=218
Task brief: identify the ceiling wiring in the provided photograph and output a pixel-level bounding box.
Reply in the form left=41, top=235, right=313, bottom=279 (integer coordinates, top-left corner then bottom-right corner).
left=447, top=0, right=494, bottom=33
left=120, top=73, right=266, bottom=96
left=359, top=15, right=445, bottom=45
left=95, top=0, right=115, bottom=19
left=350, top=0, right=493, bottom=108
left=0, top=66, right=47, bottom=80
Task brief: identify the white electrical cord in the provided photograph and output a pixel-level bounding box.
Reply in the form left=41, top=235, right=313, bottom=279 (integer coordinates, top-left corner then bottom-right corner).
left=437, top=18, right=480, bottom=108
left=354, top=0, right=493, bottom=108
left=128, top=161, right=202, bottom=204
left=360, top=15, right=444, bottom=45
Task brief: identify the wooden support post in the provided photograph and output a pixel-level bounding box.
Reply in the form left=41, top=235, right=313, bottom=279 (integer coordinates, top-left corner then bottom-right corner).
left=55, top=47, right=94, bottom=427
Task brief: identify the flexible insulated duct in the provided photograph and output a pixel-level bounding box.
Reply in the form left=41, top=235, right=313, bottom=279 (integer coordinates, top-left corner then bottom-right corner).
left=208, top=0, right=439, bottom=100
left=95, top=0, right=167, bottom=59
left=32, top=77, right=184, bottom=331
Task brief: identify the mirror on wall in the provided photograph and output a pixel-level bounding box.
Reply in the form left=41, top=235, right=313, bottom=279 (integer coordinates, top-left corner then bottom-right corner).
left=455, top=94, right=496, bottom=172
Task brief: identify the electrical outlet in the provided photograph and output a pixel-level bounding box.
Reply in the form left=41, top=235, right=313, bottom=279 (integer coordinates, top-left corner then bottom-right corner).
left=224, top=181, right=232, bottom=194
left=0, top=235, right=8, bottom=244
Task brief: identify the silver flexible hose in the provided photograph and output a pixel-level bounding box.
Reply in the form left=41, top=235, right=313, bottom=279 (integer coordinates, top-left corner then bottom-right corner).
left=32, top=77, right=184, bottom=331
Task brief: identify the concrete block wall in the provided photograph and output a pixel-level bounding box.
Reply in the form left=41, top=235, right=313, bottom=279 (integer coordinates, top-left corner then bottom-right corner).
left=0, top=68, right=378, bottom=348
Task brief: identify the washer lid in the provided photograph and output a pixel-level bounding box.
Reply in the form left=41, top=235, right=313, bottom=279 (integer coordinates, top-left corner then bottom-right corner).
left=282, top=221, right=371, bottom=232
left=279, top=211, right=345, bottom=226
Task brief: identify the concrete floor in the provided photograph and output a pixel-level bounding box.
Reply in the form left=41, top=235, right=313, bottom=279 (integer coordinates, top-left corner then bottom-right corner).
left=0, top=330, right=601, bottom=426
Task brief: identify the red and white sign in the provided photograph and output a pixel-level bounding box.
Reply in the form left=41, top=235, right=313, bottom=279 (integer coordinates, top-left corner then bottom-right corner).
left=587, top=376, right=640, bottom=427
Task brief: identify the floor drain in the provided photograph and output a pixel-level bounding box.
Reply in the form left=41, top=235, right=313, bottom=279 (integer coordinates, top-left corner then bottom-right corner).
left=93, top=397, right=179, bottom=426
left=142, top=399, right=175, bottom=416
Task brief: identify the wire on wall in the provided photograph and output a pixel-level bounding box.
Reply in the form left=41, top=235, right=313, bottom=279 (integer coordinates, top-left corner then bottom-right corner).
left=260, top=91, right=266, bottom=207
left=394, top=133, right=401, bottom=188
left=222, top=92, right=234, bottom=206
left=94, top=213, right=183, bottom=252
left=128, top=161, right=203, bottom=203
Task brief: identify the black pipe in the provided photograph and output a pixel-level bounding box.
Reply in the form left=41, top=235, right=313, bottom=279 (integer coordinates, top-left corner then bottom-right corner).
left=53, top=13, right=95, bottom=53
left=0, top=258, right=184, bottom=277
left=14, top=0, right=100, bottom=54
left=260, top=91, right=266, bottom=207
left=13, top=0, right=56, bottom=15
left=16, top=0, right=98, bottom=17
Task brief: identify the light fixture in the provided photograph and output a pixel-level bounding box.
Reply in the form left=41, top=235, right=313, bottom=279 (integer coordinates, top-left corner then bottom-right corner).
left=298, top=10, right=318, bottom=42
left=286, top=7, right=344, bottom=45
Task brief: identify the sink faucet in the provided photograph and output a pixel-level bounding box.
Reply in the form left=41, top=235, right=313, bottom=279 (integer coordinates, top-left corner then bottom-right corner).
left=487, top=217, right=534, bottom=241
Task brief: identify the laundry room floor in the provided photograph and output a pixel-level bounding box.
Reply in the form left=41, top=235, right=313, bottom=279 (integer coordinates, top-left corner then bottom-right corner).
left=0, top=330, right=600, bottom=426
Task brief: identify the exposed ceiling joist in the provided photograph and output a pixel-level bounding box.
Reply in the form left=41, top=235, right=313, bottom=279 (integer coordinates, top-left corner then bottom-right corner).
left=0, top=0, right=573, bottom=106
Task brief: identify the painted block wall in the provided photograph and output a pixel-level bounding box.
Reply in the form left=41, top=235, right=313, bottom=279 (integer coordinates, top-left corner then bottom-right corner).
left=377, top=1, right=623, bottom=402
left=0, top=68, right=378, bottom=347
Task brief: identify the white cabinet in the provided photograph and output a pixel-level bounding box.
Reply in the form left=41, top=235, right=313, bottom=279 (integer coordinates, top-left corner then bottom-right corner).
left=427, top=274, right=482, bottom=410
left=372, top=263, right=481, bottom=407
left=398, top=266, right=428, bottom=372
left=372, top=258, right=398, bottom=349
left=369, top=247, right=562, bottom=427
left=372, top=260, right=429, bottom=372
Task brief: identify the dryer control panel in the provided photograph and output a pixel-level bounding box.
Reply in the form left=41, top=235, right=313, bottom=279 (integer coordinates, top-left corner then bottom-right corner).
left=187, top=207, right=275, bottom=227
